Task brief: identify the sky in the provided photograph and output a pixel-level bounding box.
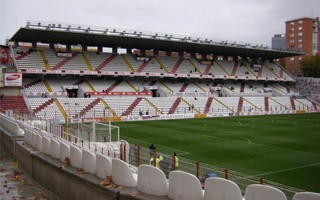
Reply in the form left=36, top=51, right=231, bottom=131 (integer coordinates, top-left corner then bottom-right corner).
left=1, top=0, right=319, bottom=46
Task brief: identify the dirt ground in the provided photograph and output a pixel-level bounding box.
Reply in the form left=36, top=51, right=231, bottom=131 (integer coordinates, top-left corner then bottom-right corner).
left=0, top=146, right=56, bottom=200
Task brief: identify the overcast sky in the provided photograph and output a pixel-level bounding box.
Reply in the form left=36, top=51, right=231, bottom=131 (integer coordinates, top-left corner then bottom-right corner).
left=1, top=0, right=319, bottom=46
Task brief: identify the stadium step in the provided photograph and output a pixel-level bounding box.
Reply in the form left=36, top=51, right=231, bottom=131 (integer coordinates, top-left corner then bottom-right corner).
left=294, top=99, right=312, bottom=110
left=43, top=79, right=53, bottom=92
left=264, top=64, right=279, bottom=78
left=73, top=79, right=85, bottom=85
left=54, top=99, right=67, bottom=121
left=212, top=97, right=234, bottom=112
left=243, top=97, right=263, bottom=112
left=194, top=82, right=206, bottom=92
left=105, top=81, right=121, bottom=92
left=202, top=65, right=212, bottom=75
left=144, top=98, right=163, bottom=115
left=231, top=61, right=239, bottom=76
left=39, top=50, right=50, bottom=70
left=168, top=98, right=181, bottom=114
left=23, top=78, right=42, bottom=88
left=126, top=81, right=139, bottom=92
left=15, top=51, right=31, bottom=60
left=188, top=59, right=203, bottom=75
left=204, top=97, right=213, bottom=113
left=81, top=52, right=93, bottom=71
left=269, top=97, right=290, bottom=111
left=240, top=83, right=245, bottom=93
left=160, top=82, right=174, bottom=93
left=79, top=98, right=101, bottom=117
left=154, top=57, right=170, bottom=73
left=179, top=83, right=188, bottom=92
left=181, top=98, right=200, bottom=113
left=121, top=54, right=135, bottom=72
left=0, top=96, right=29, bottom=114
left=96, top=54, right=117, bottom=71
left=122, top=98, right=142, bottom=116
left=136, top=57, right=153, bottom=72
left=264, top=97, right=269, bottom=112
left=214, top=61, right=231, bottom=76
left=290, top=97, right=296, bottom=110
left=85, top=80, right=97, bottom=92
left=237, top=97, right=243, bottom=113
left=258, top=66, right=263, bottom=77
left=171, top=58, right=184, bottom=74
left=100, top=98, right=117, bottom=117
left=312, top=102, right=318, bottom=110
left=244, top=64, right=257, bottom=77
left=33, top=98, right=54, bottom=114
left=279, top=69, right=284, bottom=78
left=51, top=53, right=78, bottom=70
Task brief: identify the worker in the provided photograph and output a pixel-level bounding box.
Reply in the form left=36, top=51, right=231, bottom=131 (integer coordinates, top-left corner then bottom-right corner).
left=149, top=155, right=162, bottom=168
left=172, top=152, right=179, bottom=170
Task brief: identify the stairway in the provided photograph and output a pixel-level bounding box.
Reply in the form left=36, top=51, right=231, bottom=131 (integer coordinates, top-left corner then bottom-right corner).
left=81, top=52, right=93, bottom=71
left=33, top=99, right=54, bottom=114
left=105, top=81, right=122, bottom=92
left=100, top=98, right=117, bottom=117
left=121, top=54, right=135, bottom=72
left=96, top=54, right=117, bottom=71
left=215, top=61, right=231, bottom=76
left=179, top=83, right=189, bottom=92
left=203, top=65, right=212, bottom=75
left=212, top=97, right=234, bottom=112
left=231, top=62, right=239, bottom=76
left=51, top=53, right=78, bottom=70
left=39, top=50, right=50, bottom=70
left=264, top=97, right=269, bottom=112
left=79, top=98, right=101, bottom=117
left=122, top=98, right=142, bottom=116
left=188, top=59, right=202, bottom=75
left=290, top=97, right=296, bottom=110
left=24, top=79, right=42, bottom=88
left=204, top=97, right=213, bottom=113
left=154, top=57, right=169, bottom=73
left=0, top=96, right=29, bottom=113
left=237, top=97, right=243, bottom=113
left=170, top=58, right=184, bottom=74
left=137, top=57, right=153, bottom=72
left=240, top=83, right=245, bottom=93
left=168, top=98, right=181, bottom=114
left=258, top=67, right=263, bottom=77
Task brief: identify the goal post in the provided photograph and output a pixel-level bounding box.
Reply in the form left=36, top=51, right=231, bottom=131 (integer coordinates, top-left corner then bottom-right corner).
left=78, top=121, right=120, bottom=142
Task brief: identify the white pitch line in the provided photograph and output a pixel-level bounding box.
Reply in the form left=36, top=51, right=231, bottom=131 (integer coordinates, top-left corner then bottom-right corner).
left=238, top=136, right=252, bottom=144
left=252, top=163, right=320, bottom=177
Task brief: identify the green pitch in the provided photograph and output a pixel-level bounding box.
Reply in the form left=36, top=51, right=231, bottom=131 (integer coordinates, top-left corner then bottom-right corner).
left=113, top=113, right=320, bottom=193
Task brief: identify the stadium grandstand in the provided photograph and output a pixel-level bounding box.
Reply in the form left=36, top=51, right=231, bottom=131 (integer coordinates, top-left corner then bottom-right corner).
left=1, top=21, right=320, bottom=200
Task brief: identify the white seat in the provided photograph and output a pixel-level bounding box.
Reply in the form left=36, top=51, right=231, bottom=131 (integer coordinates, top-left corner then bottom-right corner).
left=204, top=177, right=242, bottom=200
left=59, top=142, right=70, bottom=163
left=245, top=184, right=287, bottom=200
left=293, top=192, right=320, bottom=200
left=82, top=150, right=96, bottom=174
left=168, top=170, right=203, bottom=200
left=95, top=153, right=112, bottom=179
left=70, top=145, right=82, bottom=169
left=111, top=158, right=137, bottom=187
left=137, top=164, right=168, bottom=196
left=42, top=136, right=51, bottom=155
left=50, top=138, right=60, bottom=159
left=36, top=134, right=42, bottom=151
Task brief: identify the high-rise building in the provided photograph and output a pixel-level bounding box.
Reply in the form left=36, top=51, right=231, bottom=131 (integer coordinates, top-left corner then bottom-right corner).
left=285, top=17, right=320, bottom=75
left=272, top=34, right=286, bottom=50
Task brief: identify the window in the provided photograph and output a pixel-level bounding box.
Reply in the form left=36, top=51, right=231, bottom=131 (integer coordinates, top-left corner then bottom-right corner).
left=298, top=57, right=302, bottom=61
left=298, top=26, right=303, bottom=30
left=290, top=57, right=295, bottom=61
left=298, top=20, right=302, bottom=24
left=290, top=22, right=295, bottom=25
left=298, top=39, right=302, bottom=43
left=289, top=39, right=294, bottom=43
left=290, top=28, right=295, bottom=32
left=298, top=44, right=303, bottom=48
left=298, top=32, right=303, bottom=36
left=290, top=33, right=295, bottom=37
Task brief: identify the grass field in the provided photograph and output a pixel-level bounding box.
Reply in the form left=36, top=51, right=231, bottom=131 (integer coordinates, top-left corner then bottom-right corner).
left=112, top=113, right=320, bottom=193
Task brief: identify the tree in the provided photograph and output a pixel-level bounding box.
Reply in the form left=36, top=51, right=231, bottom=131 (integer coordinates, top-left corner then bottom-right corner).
left=300, top=53, right=320, bottom=77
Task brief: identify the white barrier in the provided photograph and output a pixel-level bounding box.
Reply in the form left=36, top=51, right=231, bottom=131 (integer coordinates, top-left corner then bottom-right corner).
left=293, top=192, right=320, bottom=200
left=204, top=177, right=242, bottom=200
left=95, top=153, right=112, bottom=179
left=168, top=170, right=203, bottom=200
left=42, top=136, right=51, bottom=155
left=0, top=113, right=24, bottom=136
left=70, top=145, right=82, bottom=169
left=245, top=184, right=287, bottom=200
left=36, top=134, right=43, bottom=151
left=60, top=142, right=70, bottom=163
left=137, top=164, right=168, bottom=196
left=31, top=132, right=37, bottom=148
left=50, top=139, right=60, bottom=159
left=112, top=158, right=137, bottom=187
left=82, top=150, right=96, bottom=174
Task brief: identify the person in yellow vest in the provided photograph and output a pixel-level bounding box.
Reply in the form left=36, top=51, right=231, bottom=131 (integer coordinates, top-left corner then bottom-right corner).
left=172, top=152, right=179, bottom=170
left=149, top=154, right=163, bottom=168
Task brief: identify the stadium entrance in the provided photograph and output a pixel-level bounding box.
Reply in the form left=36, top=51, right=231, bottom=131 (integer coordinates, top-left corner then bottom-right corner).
left=63, top=85, right=78, bottom=98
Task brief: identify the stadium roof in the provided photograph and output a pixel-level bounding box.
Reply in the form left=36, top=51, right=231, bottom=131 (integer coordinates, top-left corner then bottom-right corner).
left=10, top=21, right=303, bottom=59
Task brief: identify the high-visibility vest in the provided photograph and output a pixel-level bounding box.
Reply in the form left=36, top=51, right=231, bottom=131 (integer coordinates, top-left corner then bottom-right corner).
left=174, top=156, right=179, bottom=168
left=149, top=157, right=161, bottom=168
